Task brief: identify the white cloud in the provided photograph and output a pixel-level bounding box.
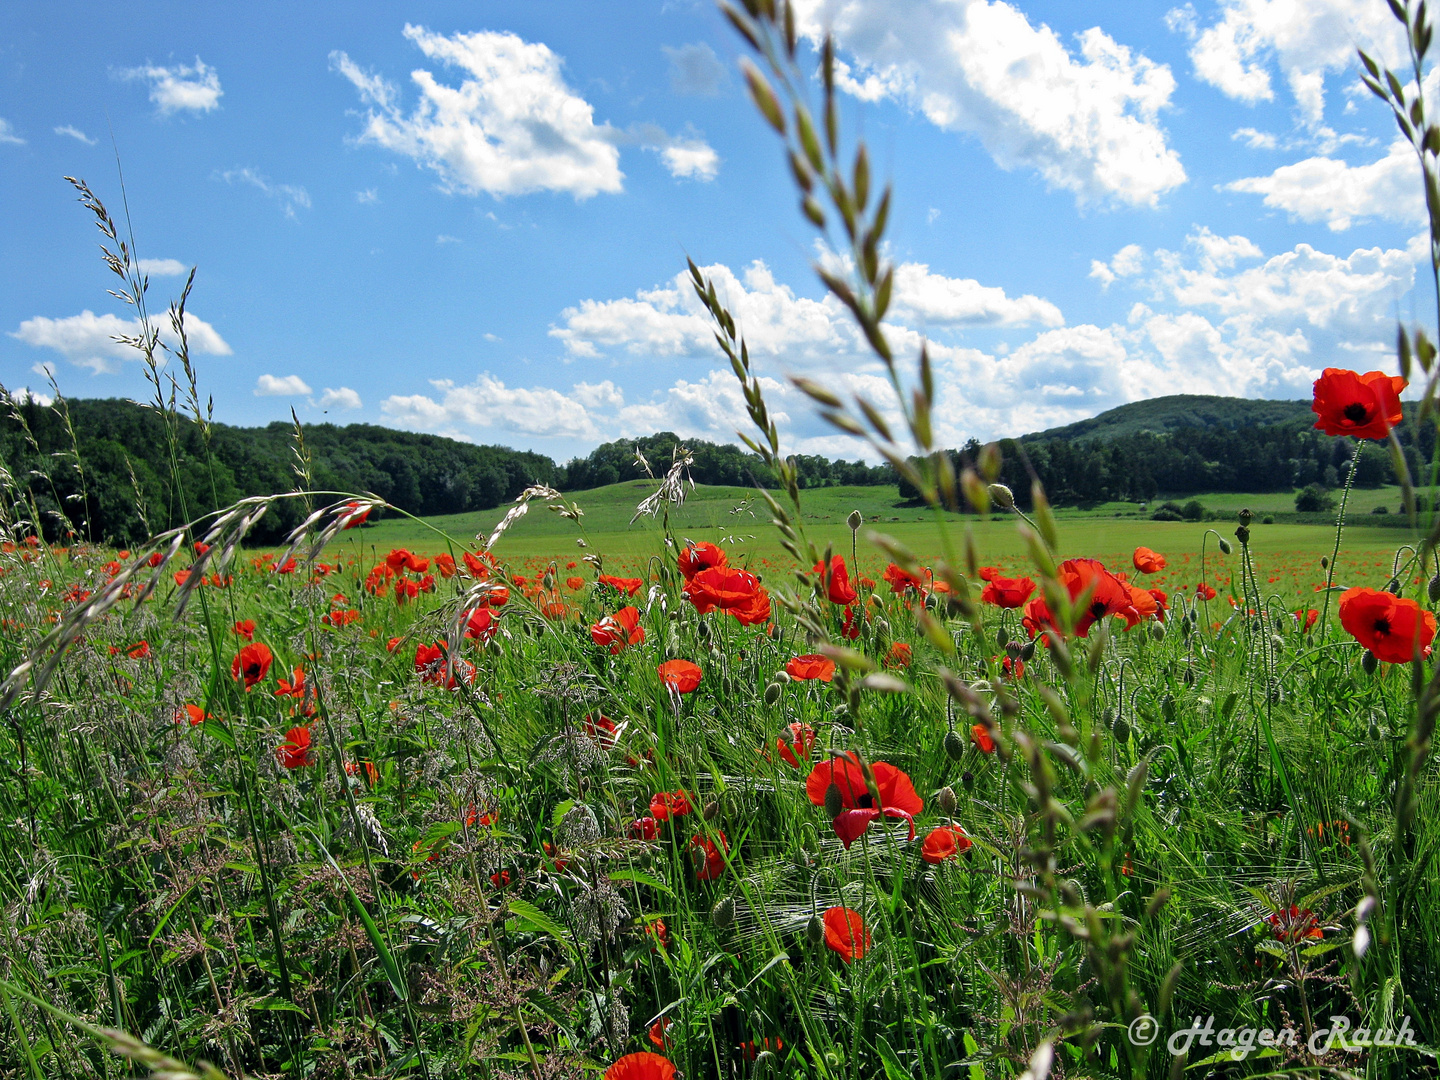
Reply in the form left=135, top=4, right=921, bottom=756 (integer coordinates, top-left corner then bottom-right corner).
left=10, top=388, right=54, bottom=407
left=1232, top=126, right=1277, bottom=149
left=255, top=374, right=312, bottom=396
left=436, top=234, right=462, bottom=244
left=118, top=58, right=223, bottom=115
left=331, top=26, right=623, bottom=199
left=1225, top=138, right=1423, bottom=230
left=318, top=386, right=362, bottom=410
left=219, top=167, right=311, bottom=218
left=664, top=42, right=727, bottom=96
left=659, top=139, right=720, bottom=181
left=54, top=125, right=96, bottom=145
left=10, top=309, right=230, bottom=374
left=1088, top=244, right=1144, bottom=288
left=356, top=188, right=379, bottom=204
left=1186, top=226, right=1262, bottom=271
left=889, top=262, right=1063, bottom=326
left=1174, top=0, right=1405, bottom=125
left=0, top=119, right=24, bottom=145
left=137, top=258, right=188, bottom=276
left=383, top=373, right=603, bottom=439
left=791, top=0, right=1184, bottom=207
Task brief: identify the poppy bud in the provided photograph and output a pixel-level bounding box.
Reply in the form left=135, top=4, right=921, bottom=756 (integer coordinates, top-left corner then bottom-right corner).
left=1149, top=622, right=1165, bottom=642
left=1101, top=706, right=1115, bottom=729
left=823, top=782, right=844, bottom=819
left=1362, top=650, right=1379, bottom=675
left=710, top=896, right=736, bottom=929
left=943, top=729, right=966, bottom=761
left=703, top=799, right=720, bottom=821
left=1368, top=720, right=1380, bottom=741
left=1183, top=666, right=1194, bottom=686
left=1020, top=640, right=1036, bottom=662
left=988, top=483, right=1014, bottom=509
left=1386, top=578, right=1401, bottom=595
left=805, top=913, right=824, bottom=945
left=1235, top=526, right=1249, bottom=546
left=1219, top=538, right=1233, bottom=555
left=764, top=681, right=783, bottom=706
left=697, top=619, right=710, bottom=641
left=1320, top=556, right=1328, bottom=569
left=936, top=785, right=957, bottom=816
left=1112, top=717, right=1131, bottom=743
left=961, top=770, right=974, bottom=791
left=1429, top=575, right=1440, bottom=603
left=1003, top=640, right=1023, bottom=661
left=847, top=509, right=863, bottom=532
left=774, top=670, right=792, bottom=683
left=754, top=1050, right=777, bottom=1073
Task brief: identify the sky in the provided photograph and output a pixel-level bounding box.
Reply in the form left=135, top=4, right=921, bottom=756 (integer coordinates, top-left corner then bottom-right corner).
left=0, top=0, right=1432, bottom=464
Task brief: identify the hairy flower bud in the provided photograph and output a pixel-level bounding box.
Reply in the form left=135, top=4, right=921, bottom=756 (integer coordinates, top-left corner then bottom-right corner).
left=1112, top=717, right=1131, bottom=743
left=1149, top=622, right=1166, bottom=642
left=710, top=896, right=736, bottom=929
left=805, top=913, right=824, bottom=945
left=1219, top=538, right=1233, bottom=555
left=1362, top=650, right=1379, bottom=675
left=763, top=681, right=783, bottom=706
left=1429, top=575, right=1440, bottom=603
left=961, top=770, right=974, bottom=791
left=943, top=730, right=966, bottom=761
left=823, top=782, right=844, bottom=819
left=987, top=483, right=1015, bottom=510
left=936, top=785, right=958, bottom=816
left=703, top=799, right=720, bottom=821
left=847, top=509, right=863, bottom=531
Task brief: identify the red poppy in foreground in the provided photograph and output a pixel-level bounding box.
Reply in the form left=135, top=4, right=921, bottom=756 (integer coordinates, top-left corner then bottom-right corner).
left=776, top=722, right=816, bottom=768
left=806, top=752, right=923, bottom=848
left=883, top=562, right=925, bottom=595
left=684, top=567, right=770, bottom=624
left=277, top=726, right=314, bottom=769
left=463, top=606, right=497, bottom=642
left=689, top=830, right=728, bottom=879
left=921, top=825, right=972, bottom=863
left=657, top=659, right=703, bottom=694
left=814, top=555, right=858, bottom=605
left=1196, top=582, right=1217, bottom=600
left=822, top=906, right=871, bottom=962
left=591, top=607, right=646, bottom=654
left=1132, top=546, right=1166, bottom=574
left=598, top=574, right=644, bottom=597
left=1338, top=586, right=1437, bottom=664
left=980, top=573, right=1035, bottom=609
left=1294, top=608, right=1319, bottom=632
left=603, top=1053, right=676, bottom=1080
left=1311, top=367, right=1406, bottom=439
left=677, top=541, right=727, bottom=579
left=785, top=653, right=836, bottom=682
left=971, top=723, right=996, bottom=754
left=231, top=642, right=274, bottom=688
left=649, top=790, right=692, bottom=821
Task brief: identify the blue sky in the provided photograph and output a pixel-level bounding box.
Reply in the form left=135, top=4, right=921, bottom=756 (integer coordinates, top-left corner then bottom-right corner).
left=0, top=0, right=1430, bottom=463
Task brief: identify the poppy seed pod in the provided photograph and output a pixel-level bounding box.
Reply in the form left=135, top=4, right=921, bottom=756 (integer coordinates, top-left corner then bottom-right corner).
left=823, top=782, right=844, bottom=819
left=1362, top=650, right=1379, bottom=675
left=1320, top=556, right=1329, bottom=569
left=936, top=785, right=958, bottom=816
left=943, top=730, right=966, bottom=761
left=1219, top=538, right=1233, bottom=555
left=1238, top=508, right=1253, bottom=527
left=711, top=896, right=736, bottom=929
left=847, top=509, right=863, bottom=532
left=1235, top=526, right=1250, bottom=546
left=1005, top=640, right=1024, bottom=660
left=988, top=483, right=1015, bottom=509
left=763, top=681, right=783, bottom=706
left=805, top=913, right=824, bottom=945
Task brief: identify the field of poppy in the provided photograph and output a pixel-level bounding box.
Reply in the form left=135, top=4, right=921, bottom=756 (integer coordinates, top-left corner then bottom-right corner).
left=6, top=3, right=1440, bottom=1078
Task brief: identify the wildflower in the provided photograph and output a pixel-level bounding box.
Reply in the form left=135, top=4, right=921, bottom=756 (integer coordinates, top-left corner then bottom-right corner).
left=885, top=641, right=913, bottom=668
left=1023, top=559, right=1135, bottom=639
left=322, top=608, right=361, bottom=627
left=971, top=723, right=996, bottom=754
left=414, top=642, right=472, bottom=689
left=603, top=1053, right=676, bottom=1080
left=1311, top=368, right=1406, bottom=439
left=822, top=906, right=870, bottom=963
left=277, top=726, right=314, bottom=769
left=177, top=703, right=209, bottom=726
left=814, top=555, right=858, bottom=605
left=1196, top=582, right=1217, bottom=600
left=649, top=791, right=692, bottom=822
left=598, top=574, right=643, bottom=596
left=645, top=918, right=668, bottom=949
left=840, top=604, right=861, bottom=640
left=684, top=567, right=768, bottom=620
left=126, top=641, right=151, bottom=660
left=565, top=575, right=585, bottom=590
left=339, top=500, right=371, bottom=529
left=462, top=550, right=493, bottom=578
left=1338, top=586, right=1437, bottom=663
left=584, top=713, right=619, bottom=749
left=462, top=606, right=497, bottom=642
left=345, top=760, right=379, bottom=785
left=677, top=541, right=727, bottom=579
left=980, top=573, right=1036, bottom=609
left=384, top=548, right=412, bottom=571
left=1294, top=608, right=1319, bottom=632
left=921, top=825, right=972, bottom=863
left=739, top=1038, right=783, bottom=1060
left=393, top=578, right=420, bottom=605
left=592, top=607, right=646, bottom=654
left=1267, top=904, right=1324, bottom=943
left=1148, top=588, right=1169, bottom=616
left=883, top=562, right=925, bottom=595
left=785, top=654, right=835, bottom=682
left=1132, top=547, right=1166, bottom=574
left=490, top=870, right=511, bottom=889
left=689, top=831, right=728, bottom=880
left=630, top=816, right=660, bottom=840
left=434, top=552, right=456, bottom=578
left=231, top=643, right=274, bottom=688
left=776, top=722, right=815, bottom=768
left=649, top=1018, right=672, bottom=1050
left=657, top=659, right=702, bottom=694
left=806, top=752, right=923, bottom=848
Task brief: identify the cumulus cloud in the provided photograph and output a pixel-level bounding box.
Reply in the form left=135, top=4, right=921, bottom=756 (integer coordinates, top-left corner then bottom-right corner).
left=255, top=374, right=313, bottom=396
left=1232, top=126, right=1277, bottom=149
left=331, top=26, right=623, bottom=199
left=790, top=0, right=1184, bottom=207
left=10, top=309, right=230, bottom=375
left=54, top=125, right=96, bottom=145
left=318, top=386, right=363, bottom=410
left=137, top=258, right=188, bottom=276
left=1089, top=244, right=1145, bottom=288
left=1171, top=0, right=1404, bottom=125
left=664, top=42, right=728, bottom=96
left=219, top=167, right=311, bottom=218
left=1225, top=138, right=1423, bottom=230
left=0, top=119, right=24, bottom=145
left=117, top=58, right=223, bottom=115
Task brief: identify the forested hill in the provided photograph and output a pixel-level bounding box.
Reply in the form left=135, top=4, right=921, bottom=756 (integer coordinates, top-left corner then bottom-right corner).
left=1026, top=394, right=1316, bottom=442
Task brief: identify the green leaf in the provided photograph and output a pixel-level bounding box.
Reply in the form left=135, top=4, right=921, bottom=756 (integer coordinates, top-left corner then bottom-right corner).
left=507, top=899, right=573, bottom=955
left=875, top=1035, right=908, bottom=1080
left=608, top=868, right=673, bottom=895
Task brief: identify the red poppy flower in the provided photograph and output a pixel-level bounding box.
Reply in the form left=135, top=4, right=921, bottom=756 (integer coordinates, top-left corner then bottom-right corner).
left=1132, top=547, right=1166, bottom=574
left=971, top=723, right=996, bottom=754
left=231, top=643, right=274, bottom=688
left=806, top=752, right=923, bottom=848
left=126, top=641, right=151, bottom=660
left=393, top=578, right=420, bottom=605
left=885, top=641, right=912, bottom=668
left=739, top=1038, right=784, bottom=1060
left=677, top=541, right=728, bottom=579
left=649, top=1017, right=672, bottom=1050
left=414, top=641, right=472, bottom=688
left=345, top=760, right=379, bottom=786
left=405, top=554, right=430, bottom=574
left=275, top=667, right=307, bottom=698
left=649, top=790, right=692, bottom=821
left=657, top=659, right=702, bottom=694
left=384, top=548, right=411, bottom=571
left=489, top=870, right=511, bottom=889
left=434, top=553, right=457, bottom=578
left=1122, top=583, right=1158, bottom=628
left=630, top=816, right=660, bottom=840
left=463, top=606, right=497, bottom=642
left=689, top=830, right=728, bottom=879
left=1338, top=586, right=1437, bottom=663
left=822, top=906, right=870, bottom=962
left=1311, top=367, right=1406, bottom=439
left=584, top=713, right=619, bottom=750
left=776, top=722, right=816, bottom=768
left=1148, top=588, right=1169, bottom=614
left=685, top=567, right=764, bottom=615
left=921, top=825, right=972, bottom=863
left=645, top=918, right=668, bottom=949
left=603, top=1053, right=676, bottom=1080
left=147, top=551, right=165, bottom=568
left=883, top=562, right=925, bottom=595
left=1294, top=608, right=1319, bottom=632
left=1267, top=904, right=1324, bottom=943
left=277, top=726, right=314, bottom=769
left=1196, top=582, right=1217, bottom=600
left=565, top=575, right=585, bottom=590
left=785, top=654, right=836, bottom=682
left=980, top=573, right=1036, bottom=609
left=592, top=606, right=646, bottom=654
left=814, top=555, right=858, bottom=605
left=462, top=551, right=493, bottom=578
left=598, top=574, right=643, bottom=596
left=340, top=501, right=371, bottom=529
left=322, top=608, right=361, bottom=627
left=177, top=703, right=209, bottom=726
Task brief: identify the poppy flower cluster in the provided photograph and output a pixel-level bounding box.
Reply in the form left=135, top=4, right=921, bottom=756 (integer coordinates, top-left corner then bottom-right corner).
left=1022, top=558, right=1143, bottom=640
left=683, top=567, right=771, bottom=625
